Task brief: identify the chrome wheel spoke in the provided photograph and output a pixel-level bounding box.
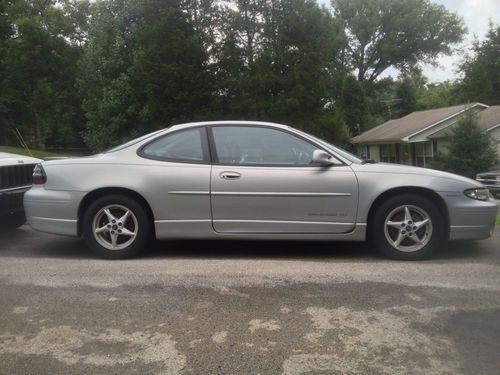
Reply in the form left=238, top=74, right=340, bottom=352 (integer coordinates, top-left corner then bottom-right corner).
left=120, top=227, right=136, bottom=237
left=404, top=206, right=412, bottom=223
left=414, top=218, right=429, bottom=230
left=387, top=220, right=404, bottom=229
left=119, top=210, right=131, bottom=223
left=103, top=208, right=117, bottom=223
left=95, top=225, right=108, bottom=234
left=408, top=233, right=423, bottom=246
left=110, top=232, right=118, bottom=248
left=393, top=231, right=404, bottom=247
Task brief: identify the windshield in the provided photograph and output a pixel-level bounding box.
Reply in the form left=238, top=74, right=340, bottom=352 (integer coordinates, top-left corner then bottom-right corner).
left=105, top=129, right=167, bottom=153
left=294, top=129, right=362, bottom=164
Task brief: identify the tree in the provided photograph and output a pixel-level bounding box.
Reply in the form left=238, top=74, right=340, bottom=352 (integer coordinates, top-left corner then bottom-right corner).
left=213, top=0, right=345, bottom=140
left=417, top=81, right=458, bottom=110
left=457, top=22, right=500, bottom=105
left=331, top=0, right=466, bottom=82
left=339, top=74, right=368, bottom=135
left=432, top=113, right=497, bottom=178
left=0, top=0, right=87, bottom=148
left=78, top=0, right=213, bottom=151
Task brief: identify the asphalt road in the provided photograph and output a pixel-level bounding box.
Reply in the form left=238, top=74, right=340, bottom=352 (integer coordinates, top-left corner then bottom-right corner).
left=0, top=226, right=499, bottom=375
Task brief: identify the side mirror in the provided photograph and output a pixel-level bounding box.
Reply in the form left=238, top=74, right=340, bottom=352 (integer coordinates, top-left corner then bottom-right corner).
left=312, top=149, right=336, bottom=166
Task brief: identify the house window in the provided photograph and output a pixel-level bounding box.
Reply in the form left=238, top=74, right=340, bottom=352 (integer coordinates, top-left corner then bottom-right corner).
left=415, top=142, right=434, bottom=168
left=380, top=144, right=397, bottom=163
left=359, top=145, right=370, bottom=160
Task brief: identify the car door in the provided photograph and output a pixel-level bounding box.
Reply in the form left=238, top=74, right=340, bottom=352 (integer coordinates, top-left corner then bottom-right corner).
left=209, top=125, right=358, bottom=234
left=138, top=126, right=212, bottom=237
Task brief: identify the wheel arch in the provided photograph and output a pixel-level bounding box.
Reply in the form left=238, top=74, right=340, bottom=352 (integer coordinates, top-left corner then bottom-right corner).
left=77, top=187, right=155, bottom=237
left=366, top=187, right=450, bottom=240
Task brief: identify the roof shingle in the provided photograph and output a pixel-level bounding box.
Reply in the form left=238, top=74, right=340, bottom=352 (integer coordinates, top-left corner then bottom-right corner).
left=351, top=103, right=484, bottom=144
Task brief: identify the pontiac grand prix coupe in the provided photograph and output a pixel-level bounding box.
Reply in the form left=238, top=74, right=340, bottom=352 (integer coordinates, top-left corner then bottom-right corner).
left=24, top=121, right=498, bottom=260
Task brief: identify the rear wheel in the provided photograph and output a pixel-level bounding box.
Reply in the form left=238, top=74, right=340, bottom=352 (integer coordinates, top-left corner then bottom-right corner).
left=82, top=194, right=151, bottom=259
left=369, top=194, right=446, bottom=260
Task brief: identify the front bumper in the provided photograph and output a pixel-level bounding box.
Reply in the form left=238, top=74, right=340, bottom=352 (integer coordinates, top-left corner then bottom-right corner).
left=0, top=187, right=29, bottom=215
left=440, top=192, right=498, bottom=241
left=23, top=186, right=85, bottom=236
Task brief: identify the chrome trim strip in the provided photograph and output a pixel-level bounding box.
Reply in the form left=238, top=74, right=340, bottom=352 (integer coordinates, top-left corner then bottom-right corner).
left=211, top=192, right=352, bottom=197
left=0, top=185, right=31, bottom=193
left=30, top=216, right=77, bottom=223
left=155, top=219, right=211, bottom=223
left=214, top=219, right=354, bottom=225
left=168, top=191, right=210, bottom=195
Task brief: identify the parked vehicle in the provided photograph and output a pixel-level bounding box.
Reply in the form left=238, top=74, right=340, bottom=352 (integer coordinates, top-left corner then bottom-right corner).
left=24, top=121, right=498, bottom=260
left=0, top=152, right=41, bottom=231
left=476, top=170, right=500, bottom=199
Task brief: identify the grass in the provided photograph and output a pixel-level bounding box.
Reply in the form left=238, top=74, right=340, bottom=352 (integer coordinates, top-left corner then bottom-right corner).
left=0, top=146, right=65, bottom=159
left=497, top=210, right=500, bottom=225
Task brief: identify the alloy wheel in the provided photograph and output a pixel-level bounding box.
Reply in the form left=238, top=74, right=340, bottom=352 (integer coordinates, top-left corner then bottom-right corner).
left=92, top=204, right=138, bottom=250
left=383, top=205, right=433, bottom=252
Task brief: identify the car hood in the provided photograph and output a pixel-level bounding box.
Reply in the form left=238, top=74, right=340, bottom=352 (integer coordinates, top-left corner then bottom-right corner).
left=0, top=152, right=42, bottom=167
left=351, top=162, right=482, bottom=188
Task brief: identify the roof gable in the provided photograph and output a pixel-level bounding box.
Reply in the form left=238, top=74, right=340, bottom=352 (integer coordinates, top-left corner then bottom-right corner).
left=351, top=103, right=488, bottom=144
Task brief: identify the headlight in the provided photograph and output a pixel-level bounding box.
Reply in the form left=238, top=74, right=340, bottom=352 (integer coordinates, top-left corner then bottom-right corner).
left=464, top=188, right=491, bottom=201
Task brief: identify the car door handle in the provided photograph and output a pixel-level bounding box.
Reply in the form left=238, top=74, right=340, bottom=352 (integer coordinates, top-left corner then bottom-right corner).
left=220, top=171, right=241, bottom=180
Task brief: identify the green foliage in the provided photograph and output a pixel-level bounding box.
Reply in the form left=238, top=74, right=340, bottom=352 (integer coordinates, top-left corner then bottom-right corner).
left=339, top=75, right=368, bottom=135
left=331, top=0, right=466, bottom=82
left=78, top=0, right=213, bottom=150
left=432, top=113, right=497, bottom=179
left=417, top=82, right=459, bottom=110
left=456, top=23, right=500, bottom=105
left=0, top=0, right=87, bottom=149
left=212, top=0, right=345, bottom=140
left=0, top=0, right=490, bottom=152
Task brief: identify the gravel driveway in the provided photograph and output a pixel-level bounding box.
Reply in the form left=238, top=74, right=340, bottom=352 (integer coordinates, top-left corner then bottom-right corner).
left=1, top=226, right=499, bottom=374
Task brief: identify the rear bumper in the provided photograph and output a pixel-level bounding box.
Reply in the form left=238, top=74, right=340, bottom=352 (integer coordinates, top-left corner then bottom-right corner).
left=23, top=186, right=85, bottom=236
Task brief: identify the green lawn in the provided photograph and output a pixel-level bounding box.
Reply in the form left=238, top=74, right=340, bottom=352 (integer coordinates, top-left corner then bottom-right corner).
left=0, top=146, right=64, bottom=159
left=497, top=210, right=500, bottom=225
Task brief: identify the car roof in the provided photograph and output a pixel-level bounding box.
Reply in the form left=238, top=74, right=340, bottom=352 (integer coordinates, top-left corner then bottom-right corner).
left=169, top=120, right=290, bottom=131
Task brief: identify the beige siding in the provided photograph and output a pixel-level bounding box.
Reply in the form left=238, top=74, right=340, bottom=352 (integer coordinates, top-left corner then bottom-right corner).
left=436, top=139, right=450, bottom=154
left=369, top=144, right=380, bottom=162
left=488, top=126, right=500, bottom=164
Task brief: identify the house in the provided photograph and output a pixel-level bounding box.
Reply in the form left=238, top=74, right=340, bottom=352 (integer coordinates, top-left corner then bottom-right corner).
left=351, top=103, right=500, bottom=167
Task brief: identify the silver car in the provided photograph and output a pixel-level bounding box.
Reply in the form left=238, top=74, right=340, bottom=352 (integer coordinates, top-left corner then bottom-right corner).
left=24, top=121, right=498, bottom=260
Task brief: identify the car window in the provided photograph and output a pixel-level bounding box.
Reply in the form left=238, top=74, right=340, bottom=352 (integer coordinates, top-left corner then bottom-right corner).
left=212, top=126, right=318, bottom=166
left=141, top=128, right=207, bottom=162
left=106, top=128, right=167, bottom=153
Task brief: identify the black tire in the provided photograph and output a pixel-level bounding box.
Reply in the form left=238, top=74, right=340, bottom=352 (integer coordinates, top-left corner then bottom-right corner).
left=82, top=194, right=151, bottom=259
left=0, top=211, right=26, bottom=232
left=369, top=193, right=446, bottom=260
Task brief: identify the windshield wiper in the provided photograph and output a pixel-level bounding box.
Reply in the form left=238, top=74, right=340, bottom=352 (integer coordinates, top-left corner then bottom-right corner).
left=361, top=158, right=377, bottom=164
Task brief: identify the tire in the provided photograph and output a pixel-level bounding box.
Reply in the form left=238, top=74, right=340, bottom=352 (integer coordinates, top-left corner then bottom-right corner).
left=369, top=194, right=446, bottom=260
left=82, top=194, right=151, bottom=259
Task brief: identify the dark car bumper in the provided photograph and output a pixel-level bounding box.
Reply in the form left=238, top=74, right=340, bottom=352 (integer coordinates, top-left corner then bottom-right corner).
left=0, top=187, right=30, bottom=220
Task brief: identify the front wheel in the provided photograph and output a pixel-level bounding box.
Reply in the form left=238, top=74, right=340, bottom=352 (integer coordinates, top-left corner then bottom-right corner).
left=82, top=194, right=151, bottom=259
left=369, top=194, right=446, bottom=260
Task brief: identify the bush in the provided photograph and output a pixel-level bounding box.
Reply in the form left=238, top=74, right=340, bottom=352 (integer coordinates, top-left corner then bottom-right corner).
left=432, top=112, right=497, bottom=178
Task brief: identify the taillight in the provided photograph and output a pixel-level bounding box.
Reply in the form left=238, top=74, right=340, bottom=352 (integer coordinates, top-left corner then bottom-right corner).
left=32, top=164, right=47, bottom=185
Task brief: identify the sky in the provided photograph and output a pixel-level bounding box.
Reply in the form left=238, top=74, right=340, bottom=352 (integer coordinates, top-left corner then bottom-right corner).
left=318, top=0, right=500, bottom=82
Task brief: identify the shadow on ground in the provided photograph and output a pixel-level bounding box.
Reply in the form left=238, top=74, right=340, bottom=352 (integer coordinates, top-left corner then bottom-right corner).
left=0, top=225, right=492, bottom=262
